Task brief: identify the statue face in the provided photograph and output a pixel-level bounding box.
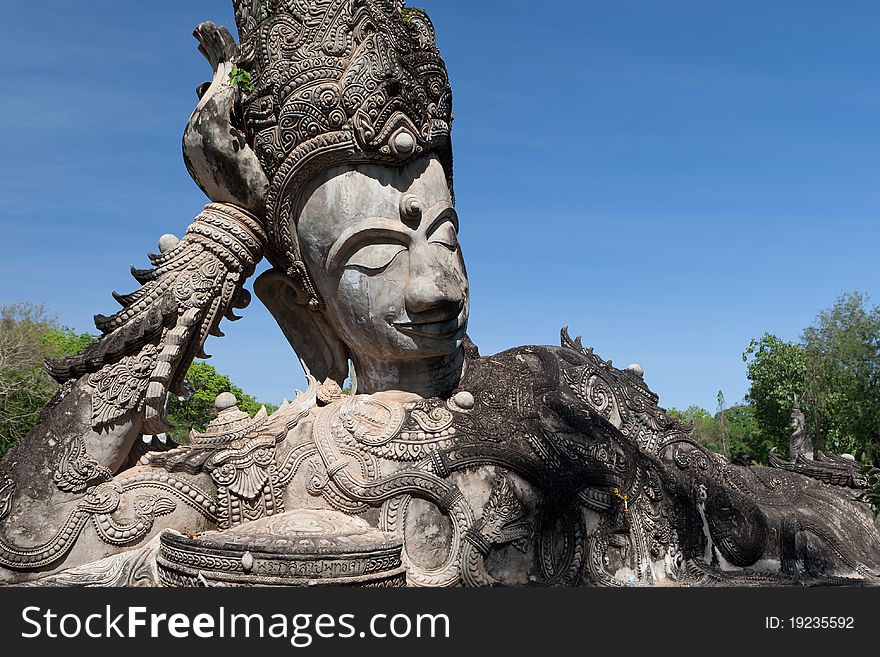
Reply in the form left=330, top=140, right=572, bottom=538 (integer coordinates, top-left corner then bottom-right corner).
left=295, top=155, right=469, bottom=362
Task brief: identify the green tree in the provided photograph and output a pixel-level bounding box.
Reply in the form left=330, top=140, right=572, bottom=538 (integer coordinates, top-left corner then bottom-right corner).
left=0, top=303, right=276, bottom=456
left=668, top=401, right=760, bottom=460
left=43, top=327, right=98, bottom=358
left=0, top=303, right=96, bottom=455
left=723, top=403, right=762, bottom=463
left=166, top=361, right=277, bottom=443
left=743, top=333, right=808, bottom=461
left=668, top=405, right=724, bottom=454
left=744, top=292, right=880, bottom=464
left=801, top=292, right=880, bottom=459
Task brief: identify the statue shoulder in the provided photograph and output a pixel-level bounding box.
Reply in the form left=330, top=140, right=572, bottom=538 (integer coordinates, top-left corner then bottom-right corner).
left=467, top=330, right=659, bottom=404
left=471, top=329, right=689, bottom=453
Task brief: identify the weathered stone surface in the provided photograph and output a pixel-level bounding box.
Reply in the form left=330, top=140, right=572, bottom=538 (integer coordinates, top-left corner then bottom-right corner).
left=0, top=204, right=264, bottom=583
left=21, top=536, right=162, bottom=588
left=182, top=22, right=269, bottom=216
left=789, top=406, right=814, bottom=461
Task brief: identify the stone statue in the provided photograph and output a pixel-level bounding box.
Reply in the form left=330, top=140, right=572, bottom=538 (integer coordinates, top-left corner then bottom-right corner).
left=767, top=407, right=866, bottom=490
left=2, top=0, right=880, bottom=587
left=789, top=406, right=814, bottom=461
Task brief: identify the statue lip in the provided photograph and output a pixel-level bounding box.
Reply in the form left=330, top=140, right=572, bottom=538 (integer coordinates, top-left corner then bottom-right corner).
left=393, top=309, right=466, bottom=340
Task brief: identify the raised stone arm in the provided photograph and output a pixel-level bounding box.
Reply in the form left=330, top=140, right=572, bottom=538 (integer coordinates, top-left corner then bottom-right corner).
left=0, top=204, right=264, bottom=576
left=48, top=203, right=265, bottom=438
left=0, top=15, right=278, bottom=584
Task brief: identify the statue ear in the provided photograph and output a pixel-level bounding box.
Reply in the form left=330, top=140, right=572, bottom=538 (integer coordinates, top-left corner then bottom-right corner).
left=254, top=268, right=350, bottom=386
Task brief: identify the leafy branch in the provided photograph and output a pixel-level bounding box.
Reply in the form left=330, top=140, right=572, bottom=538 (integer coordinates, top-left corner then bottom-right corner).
left=229, top=66, right=255, bottom=94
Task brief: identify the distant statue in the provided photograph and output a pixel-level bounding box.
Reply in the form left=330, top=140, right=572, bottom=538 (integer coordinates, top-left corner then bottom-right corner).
left=770, top=406, right=865, bottom=489
left=1, top=0, right=879, bottom=587
left=789, top=406, right=814, bottom=461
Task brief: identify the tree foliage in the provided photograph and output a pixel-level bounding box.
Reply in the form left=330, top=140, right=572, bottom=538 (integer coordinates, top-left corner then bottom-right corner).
left=667, top=402, right=759, bottom=461
left=0, top=303, right=96, bottom=455
left=742, top=333, right=808, bottom=461
left=228, top=66, right=255, bottom=93
left=744, top=292, right=880, bottom=463
left=857, top=464, right=880, bottom=518
left=0, top=303, right=276, bottom=456
left=165, top=361, right=276, bottom=443
left=801, top=292, right=880, bottom=459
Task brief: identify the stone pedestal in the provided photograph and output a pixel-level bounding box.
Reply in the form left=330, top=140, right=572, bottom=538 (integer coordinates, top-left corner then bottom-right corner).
left=157, top=510, right=406, bottom=587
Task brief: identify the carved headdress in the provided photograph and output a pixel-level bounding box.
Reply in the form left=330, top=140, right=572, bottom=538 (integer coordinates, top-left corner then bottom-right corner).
left=231, top=0, right=454, bottom=283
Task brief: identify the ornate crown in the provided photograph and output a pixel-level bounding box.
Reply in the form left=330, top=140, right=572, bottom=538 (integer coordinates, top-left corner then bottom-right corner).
left=231, top=0, right=454, bottom=283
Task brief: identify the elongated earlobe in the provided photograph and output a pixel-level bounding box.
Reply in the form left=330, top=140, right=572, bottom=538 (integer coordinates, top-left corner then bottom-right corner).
left=254, top=268, right=349, bottom=386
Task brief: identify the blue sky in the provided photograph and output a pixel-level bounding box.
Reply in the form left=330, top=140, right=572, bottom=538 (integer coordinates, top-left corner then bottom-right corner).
left=1, top=1, right=877, bottom=412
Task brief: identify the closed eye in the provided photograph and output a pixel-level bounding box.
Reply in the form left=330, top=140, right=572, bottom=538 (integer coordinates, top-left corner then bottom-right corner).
left=345, top=242, right=408, bottom=273
left=428, top=221, right=459, bottom=251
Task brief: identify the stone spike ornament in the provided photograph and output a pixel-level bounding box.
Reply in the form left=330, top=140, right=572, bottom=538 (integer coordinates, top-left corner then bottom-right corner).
left=229, top=0, right=454, bottom=291
left=47, top=204, right=266, bottom=435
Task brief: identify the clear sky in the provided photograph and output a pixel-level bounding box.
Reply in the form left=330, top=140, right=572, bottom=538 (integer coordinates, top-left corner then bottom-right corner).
left=1, top=1, right=877, bottom=412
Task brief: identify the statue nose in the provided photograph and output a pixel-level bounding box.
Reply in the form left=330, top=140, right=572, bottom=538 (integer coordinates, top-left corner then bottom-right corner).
left=405, top=247, right=464, bottom=319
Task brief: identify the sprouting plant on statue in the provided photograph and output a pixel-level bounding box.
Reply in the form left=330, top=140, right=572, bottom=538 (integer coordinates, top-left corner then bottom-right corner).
left=400, top=7, right=425, bottom=24
left=229, top=66, right=255, bottom=93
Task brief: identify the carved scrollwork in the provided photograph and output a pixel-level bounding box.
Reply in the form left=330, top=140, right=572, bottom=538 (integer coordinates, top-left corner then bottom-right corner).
left=769, top=450, right=867, bottom=489
left=333, top=397, right=456, bottom=463
left=0, top=477, right=14, bottom=522
left=22, top=537, right=162, bottom=588
left=339, top=396, right=406, bottom=447
left=703, top=484, right=769, bottom=568
left=114, top=471, right=218, bottom=523
left=0, top=483, right=119, bottom=569
left=53, top=436, right=113, bottom=494
left=536, top=503, right=586, bottom=587
left=93, top=495, right=177, bottom=546
left=412, top=405, right=454, bottom=434
left=157, top=511, right=407, bottom=587
left=87, top=347, right=159, bottom=430
left=204, top=433, right=286, bottom=529
left=560, top=327, right=688, bottom=456
left=310, top=447, right=380, bottom=515
left=381, top=494, right=464, bottom=588
left=231, top=1, right=453, bottom=280
left=460, top=475, right=533, bottom=587
left=315, top=402, right=475, bottom=585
